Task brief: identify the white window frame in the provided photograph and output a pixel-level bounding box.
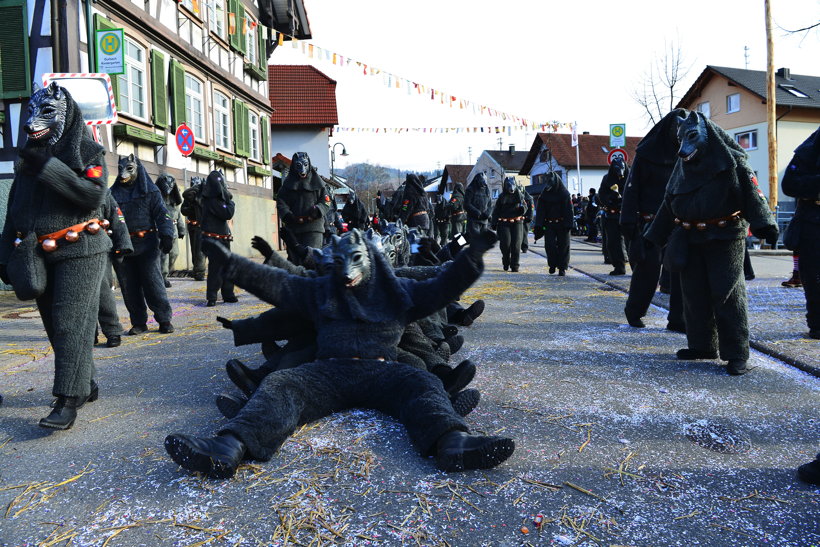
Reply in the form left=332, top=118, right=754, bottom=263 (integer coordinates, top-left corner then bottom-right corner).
left=696, top=101, right=711, bottom=118
left=180, top=0, right=200, bottom=17
left=246, top=18, right=258, bottom=67
left=117, top=37, right=147, bottom=120
left=213, top=90, right=231, bottom=151
left=184, top=74, right=205, bottom=140
left=727, top=93, right=740, bottom=114
left=735, top=130, right=758, bottom=151
left=208, top=0, right=227, bottom=40
left=248, top=110, right=260, bottom=161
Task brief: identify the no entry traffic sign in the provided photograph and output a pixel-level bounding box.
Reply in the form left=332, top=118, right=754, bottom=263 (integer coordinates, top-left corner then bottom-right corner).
left=607, top=148, right=628, bottom=165
left=175, top=123, right=194, bottom=157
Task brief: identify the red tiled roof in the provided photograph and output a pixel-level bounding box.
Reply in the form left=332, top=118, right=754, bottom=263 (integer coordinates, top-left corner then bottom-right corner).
left=520, top=133, right=642, bottom=174
left=268, top=65, right=339, bottom=126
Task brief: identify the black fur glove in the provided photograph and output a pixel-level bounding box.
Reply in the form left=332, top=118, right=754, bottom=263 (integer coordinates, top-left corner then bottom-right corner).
left=468, top=229, right=498, bottom=260
left=159, top=235, right=173, bottom=254
left=532, top=226, right=544, bottom=241
left=216, top=316, right=233, bottom=330
left=19, top=146, right=52, bottom=175
left=251, top=235, right=273, bottom=259
left=753, top=225, right=779, bottom=246
left=0, top=264, right=10, bottom=285
left=310, top=206, right=323, bottom=220
left=202, top=237, right=231, bottom=269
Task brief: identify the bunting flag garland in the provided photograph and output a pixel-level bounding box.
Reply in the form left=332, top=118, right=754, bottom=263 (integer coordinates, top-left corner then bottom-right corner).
left=277, top=32, right=574, bottom=131
left=333, top=125, right=564, bottom=134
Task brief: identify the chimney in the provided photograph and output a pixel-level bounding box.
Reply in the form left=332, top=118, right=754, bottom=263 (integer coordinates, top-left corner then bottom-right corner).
left=776, top=67, right=792, bottom=80
left=582, top=131, right=590, bottom=135
left=509, top=144, right=515, bottom=154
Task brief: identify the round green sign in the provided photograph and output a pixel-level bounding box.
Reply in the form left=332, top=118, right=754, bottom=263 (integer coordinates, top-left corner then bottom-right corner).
left=100, top=32, right=120, bottom=55
left=612, top=125, right=624, bottom=137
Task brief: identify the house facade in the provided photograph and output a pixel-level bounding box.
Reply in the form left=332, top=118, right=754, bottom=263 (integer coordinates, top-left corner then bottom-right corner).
left=676, top=65, right=820, bottom=211
left=0, top=0, right=310, bottom=275
left=469, top=147, right=530, bottom=199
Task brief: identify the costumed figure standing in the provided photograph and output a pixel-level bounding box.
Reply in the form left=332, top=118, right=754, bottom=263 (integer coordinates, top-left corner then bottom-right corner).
left=96, top=192, right=133, bottom=348
left=397, top=174, right=431, bottom=236
left=434, top=195, right=451, bottom=246
left=491, top=177, right=526, bottom=272
left=164, top=228, right=514, bottom=479
left=533, top=171, right=572, bottom=275
left=277, top=152, right=330, bottom=263
left=463, top=173, right=492, bottom=243
left=520, top=182, right=534, bottom=253
left=341, top=191, right=369, bottom=231
left=621, top=109, right=686, bottom=330
left=110, top=154, right=176, bottom=335
left=156, top=174, right=185, bottom=288
left=448, top=183, right=467, bottom=237
left=781, top=125, right=820, bottom=340
left=598, top=156, right=630, bottom=275
left=180, top=177, right=207, bottom=281
left=0, top=83, right=111, bottom=429
left=645, top=111, right=778, bottom=375
left=201, top=170, right=237, bottom=307
left=585, top=188, right=600, bottom=242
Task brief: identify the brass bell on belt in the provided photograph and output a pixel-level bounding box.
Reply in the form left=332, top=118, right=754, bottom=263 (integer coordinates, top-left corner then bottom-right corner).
left=696, top=222, right=707, bottom=231
left=682, top=222, right=691, bottom=229
left=100, top=219, right=110, bottom=229
left=65, top=230, right=80, bottom=242
left=85, top=221, right=100, bottom=234
left=42, top=238, right=58, bottom=252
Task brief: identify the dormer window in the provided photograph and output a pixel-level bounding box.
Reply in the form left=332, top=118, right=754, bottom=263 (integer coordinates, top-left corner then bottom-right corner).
left=779, top=84, right=809, bottom=98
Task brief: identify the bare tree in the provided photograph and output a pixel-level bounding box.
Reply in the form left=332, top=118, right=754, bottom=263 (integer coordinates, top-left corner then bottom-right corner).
left=631, top=41, right=692, bottom=126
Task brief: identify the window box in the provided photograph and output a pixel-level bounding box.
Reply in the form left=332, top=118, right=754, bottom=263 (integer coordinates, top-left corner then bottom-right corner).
left=113, top=124, right=166, bottom=146
left=192, top=145, right=220, bottom=161
left=219, top=154, right=244, bottom=168
left=244, top=61, right=268, bottom=81
left=247, top=165, right=272, bottom=177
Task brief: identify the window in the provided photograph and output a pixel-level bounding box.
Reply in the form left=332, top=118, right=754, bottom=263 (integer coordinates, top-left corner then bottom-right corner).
left=208, top=0, right=226, bottom=39
left=727, top=93, right=740, bottom=113
left=118, top=38, right=147, bottom=119
left=779, top=84, right=809, bottom=98
left=248, top=110, right=259, bottom=160
left=184, top=74, right=204, bottom=139
left=696, top=101, right=711, bottom=118
left=735, top=130, right=757, bottom=151
left=180, top=0, right=201, bottom=17
left=246, top=19, right=258, bottom=66
left=213, top=91, right=230, bottom=150
left=0, top=0, right=32, bottom=98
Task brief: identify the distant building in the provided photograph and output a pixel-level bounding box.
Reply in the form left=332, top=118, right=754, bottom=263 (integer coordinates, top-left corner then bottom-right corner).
left=438, top=164, right=473, bottom=199
left=676, top=65, right=820, bottom=211
left=519, top=133, right=641, bottom=197
left=469, top=146, right=530, bottom=199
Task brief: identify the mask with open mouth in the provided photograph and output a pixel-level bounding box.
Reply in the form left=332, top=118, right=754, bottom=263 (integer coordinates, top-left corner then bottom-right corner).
left=331, top=229, right=371, bottom=288
left=117, top=154, right=139, bottom=185
left=677, top=110, right=708, bottom=162
left=24, top=82, right=68, bottom=147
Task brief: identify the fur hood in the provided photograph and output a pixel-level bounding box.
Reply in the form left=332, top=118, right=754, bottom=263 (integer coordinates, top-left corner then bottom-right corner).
left=635, top=108, right=687, bottom=166
left=283, top=153, right=325, bottom=192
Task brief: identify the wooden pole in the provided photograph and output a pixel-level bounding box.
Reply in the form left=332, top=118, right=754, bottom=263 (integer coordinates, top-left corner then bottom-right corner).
left=765, top=0, right=778, bottom=209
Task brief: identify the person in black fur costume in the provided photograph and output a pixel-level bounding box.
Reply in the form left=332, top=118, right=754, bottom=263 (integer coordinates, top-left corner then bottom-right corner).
left=96, top=192, right=133, bottom=348
left=200, top=170, right=237, bottom=306
left=277, top=152, right=330, bottom=262
left=397, top=174, right=431, bottom=235
left=491, top=177, right=526, bottom=272
left=110, top=154, right=176, bottom=335
left=0, top=83, right=111, bottom=429
left=520, top=182, right=534, bottom=253
left=155, top=174, right=185, bottom=288
left=598, top=156, right=630, bottom=275
left=165, top=228, right=514, bottom=478
left=621, top=109, right=686, bottom=330
left=448, top=183, right=467, bottom=236
left=781, top=126, right=820, bottom=340
left=341, top=191, right=369, bottom=231
left=180, top=177, right=206, bottom=280
left=645, top=111, right=778, bottom=375
left=464, top=173, right=492, bottom=243
left=533, top=171, right=572, bottom=275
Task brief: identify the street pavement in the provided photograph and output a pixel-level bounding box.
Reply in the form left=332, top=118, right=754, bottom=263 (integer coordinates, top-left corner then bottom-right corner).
left=0, top=239, right=818, bottom=546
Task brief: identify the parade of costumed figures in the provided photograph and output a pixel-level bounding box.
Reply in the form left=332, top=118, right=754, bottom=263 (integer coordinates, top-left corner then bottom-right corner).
left=397, top=174, right=431, bottom=235
left=200, top=170, right=237, bottom=307
left=341, top=190, right=370, bottom=230
left=180, top=176, right=207, bottom=281
left=277, top=152, right=331, bottom=262
left=533, top=170, right=573, bottom=276
left=0, top=83, right=112, bottom=429
left=155, top=174, right=185, bottom=288
left=95, top=191, right=133, bottom=349
left=644, top=110, right=778, bottom=376
left=598, top=156, right=630, bottom=275
left=464, top=172, right=493, bottom=242
left=491, top=177, right=527, bottom=272
left=164, top=226, right=513, bottom=479
left=110, top=154, right=176, bottom=335
left=780, top=125, right=820, bottom=340
left=620, top=109, right=687, bottom=331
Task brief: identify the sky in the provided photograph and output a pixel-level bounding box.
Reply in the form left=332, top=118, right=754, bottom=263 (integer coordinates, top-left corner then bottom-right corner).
left=271, top=0, right=820, bottom=171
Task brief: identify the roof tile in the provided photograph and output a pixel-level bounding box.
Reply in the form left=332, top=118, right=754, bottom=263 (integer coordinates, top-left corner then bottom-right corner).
left=268, top=65, right=339, bottom=126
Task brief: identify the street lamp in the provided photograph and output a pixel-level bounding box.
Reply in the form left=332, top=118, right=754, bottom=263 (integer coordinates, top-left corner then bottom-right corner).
left=330, top=142, right=349, bottom=179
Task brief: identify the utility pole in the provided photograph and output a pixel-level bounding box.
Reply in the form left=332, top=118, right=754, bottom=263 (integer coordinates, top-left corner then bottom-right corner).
left=765, top=0, right=778, bottom=209
left=497, top=137, right=503, bottom=150
left=468, top=146, right=472, bottom=164
left=744, top=45, right=750, bottom=69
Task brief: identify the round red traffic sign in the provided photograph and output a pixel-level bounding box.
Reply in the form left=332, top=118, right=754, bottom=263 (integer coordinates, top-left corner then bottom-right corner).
left=175, top=123, right=194, bottom=157
left=607, top=148, right=628, bottom=165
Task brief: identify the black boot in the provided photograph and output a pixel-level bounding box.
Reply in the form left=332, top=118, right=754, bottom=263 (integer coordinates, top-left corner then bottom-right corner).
left=445, top=334, right=464, bottom=354
left=558, top=269, right=566, bottom=276
left=128, top=324, right=148, bottom=335
left=625, top=310, right=645, bottom=328
left=435, top=430, right=515, bottom=472
left=442, top=325, right=459, bottom=338
left=216, top=393, right=248, bottom=419
left=727, top=359, right=749, bottom=375
left=40, top=396, right=83, bottom=430
left=50, top=380, right=99, bottom=409
left=432, top=359, right=476, bottom=395
left=159, top=322, right=175, bottom=334
left=797, top=454, right=820, bottom=486
left=164, top=432, right=246, bottom=479
left=450, top=388, right=480, bottom=417
left=666, top=322, right=686, bottom=333
left=106, top=335, right=121, bottom=348
left=460, top=300, right=485, bottom=327
left=226, top=359, right=263, bottom=396
left=676, top=348, right=718, bottom=360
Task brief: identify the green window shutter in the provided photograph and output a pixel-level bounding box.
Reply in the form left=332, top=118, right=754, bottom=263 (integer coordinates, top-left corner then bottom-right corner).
left=257, top=26, right=267, bottom=76
left=237, top=3, right=247, bottom=54
left=242, top=102, right=250, bottom=157
left=260, top=115, right=269, bottom=164
left=170, top=59, right=186, bottom=129
left=233, top=99, right=245, bottom=157
left=93, top=14, right=119, bottom=107
left=0, top=0, right=31, bottom=99
left=150, top=50, right=168, bottom=128
left=228, top=0, right=239, bottom=50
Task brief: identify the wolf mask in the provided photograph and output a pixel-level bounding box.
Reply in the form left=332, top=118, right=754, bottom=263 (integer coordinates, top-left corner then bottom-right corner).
left=24, top=82, right=69, bottom=147
left=331, top=229, right=371, bottom=288
left=117, top=154, right=139, bottom=185
left=676, top=110, right=708, bottom=163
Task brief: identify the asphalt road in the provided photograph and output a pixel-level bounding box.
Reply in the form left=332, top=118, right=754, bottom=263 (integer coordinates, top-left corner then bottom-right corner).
left=0, top=239, right=817, bottom=546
